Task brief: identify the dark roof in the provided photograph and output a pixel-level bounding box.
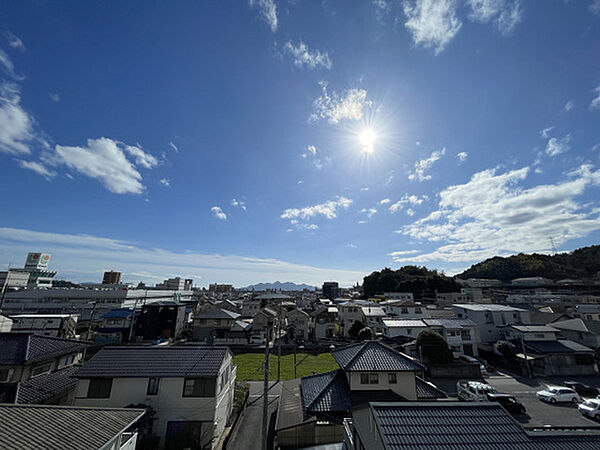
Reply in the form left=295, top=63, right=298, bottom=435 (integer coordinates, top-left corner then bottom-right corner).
left=17, top=365, right=80, bottom=404
left=301, top=370, right=352, bottom=413
left=195, top=308, right=241, bottom=320
left=415, top=377, right=447, bottom=399
left=77, top=345, right=229, bottom=378
left=525, top=339, right=593, bottom=354
left=275, top=378, right=316, bottom=432
left=368, top=402, right=534, bottom=449
left=331, top=341, right=423, bottom=372
left=0, top=404, right=145, bottom=450
left=350, top=390, right=405, bottom=407
left=0, top=333, right=90, bottom=365
left=423, top=318, right=477, bottom=328
left=102, top=308, right=134, bottom=319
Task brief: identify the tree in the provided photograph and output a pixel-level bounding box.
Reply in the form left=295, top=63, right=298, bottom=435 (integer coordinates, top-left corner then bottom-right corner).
left=358, top=327, right=373, bottom=340
left=497, top=341, right=517, bottom=361
left=348, top=320, right=365, bottom=339
left=416, top=330, right=453, bottom=364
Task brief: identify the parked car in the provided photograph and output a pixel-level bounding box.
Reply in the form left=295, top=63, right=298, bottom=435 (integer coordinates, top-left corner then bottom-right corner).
left=461, top=355, right=488, bottom=376
left=536, top=386, right=581, bottom=404
left=486, top=393, right=526, bottom=415
left=457, top=380, right=496, bottom=401
left=562, top=381, right=599, bottom=398
left=578, top=398, right=600, bottom=420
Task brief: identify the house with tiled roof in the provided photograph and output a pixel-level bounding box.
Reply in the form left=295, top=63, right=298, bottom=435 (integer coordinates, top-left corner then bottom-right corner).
left=74, top=345, right=236, bottom=449
left=0, top=332, right=89, bottom=405
left=275, top=340, right=445, bottom=449
left=192, top=307, right=250, bottom=344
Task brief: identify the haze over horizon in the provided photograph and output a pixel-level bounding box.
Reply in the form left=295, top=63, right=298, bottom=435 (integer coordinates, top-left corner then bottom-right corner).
left=1, top=1, right=600, bottom=287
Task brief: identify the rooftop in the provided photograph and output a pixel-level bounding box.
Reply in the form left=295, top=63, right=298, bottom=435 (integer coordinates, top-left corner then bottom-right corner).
left=509, top=325, right=558, bottom=333
left=332, top=341, right=423, bottom=372
left=0, top=404, right=145, bottom=450
left=454, top=304, right=527, bottom=312
left=0, top=333, right=90, bottom=365
left=525, top=339, right=593, bottom=354
left=195, top=308, right=241, bottom=320
left=77, top=345, right=230, bottom=378
left=16, top=365, right=80, bottom=404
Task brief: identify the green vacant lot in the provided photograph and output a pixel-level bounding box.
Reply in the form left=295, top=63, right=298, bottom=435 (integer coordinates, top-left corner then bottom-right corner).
left=233, top=352, right=338, bottom=381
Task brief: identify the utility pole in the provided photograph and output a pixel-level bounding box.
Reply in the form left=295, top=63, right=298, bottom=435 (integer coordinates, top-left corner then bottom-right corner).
left=277, top=301, right=282, bottom=381
left=128, top=290, right=145, bottom=344
left=0, top=271, right=9, bottom=312
left=262, top=325, right=271, bottom=450
left=87, top=301, right=97, bottom=341
left=520, top=334, right=532, bottom=378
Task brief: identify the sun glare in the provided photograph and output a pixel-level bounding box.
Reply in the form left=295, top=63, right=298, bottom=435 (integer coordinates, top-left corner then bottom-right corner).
left=359, top=128, right=377, bottom=153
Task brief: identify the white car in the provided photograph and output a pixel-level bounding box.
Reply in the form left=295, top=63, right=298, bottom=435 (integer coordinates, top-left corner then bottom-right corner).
left=536, top=386, right=581, bottom=404
left=457, top=380, right=496, bottom=401
left=579, top=399, right=600, bottom=419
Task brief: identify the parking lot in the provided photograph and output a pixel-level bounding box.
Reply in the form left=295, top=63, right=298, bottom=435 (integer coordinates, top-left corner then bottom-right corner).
left=482, top=371, right=600, bottom=428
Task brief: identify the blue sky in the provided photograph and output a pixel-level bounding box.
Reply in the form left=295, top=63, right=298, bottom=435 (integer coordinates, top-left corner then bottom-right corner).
left=1, top=0, right=600, bottom=287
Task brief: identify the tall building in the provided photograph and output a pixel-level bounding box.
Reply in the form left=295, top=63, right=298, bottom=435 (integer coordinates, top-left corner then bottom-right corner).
left=322, top=281, right=340, bottom=300
left=13, top=253, right=57, bottom=288
left=102, top=270, right=122, bottom=285
left=155, top=277, right=193, bottom=291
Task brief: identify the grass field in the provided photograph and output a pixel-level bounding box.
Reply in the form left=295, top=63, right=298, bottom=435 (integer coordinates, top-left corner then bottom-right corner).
left=233, top=352, right=338, bottom=381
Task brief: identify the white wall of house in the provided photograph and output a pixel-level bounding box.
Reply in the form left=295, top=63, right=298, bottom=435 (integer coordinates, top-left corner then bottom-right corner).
left=453, top=306, right=531, bottom=344
left=382, top=304, right=428, bottom=319
left=383, top=293, right=414, bottom=301
left=338, top=304, right=364, bottom=337
left=346, top=371, right=417, bottom=400
left=382, top=322, right=427, bottom=339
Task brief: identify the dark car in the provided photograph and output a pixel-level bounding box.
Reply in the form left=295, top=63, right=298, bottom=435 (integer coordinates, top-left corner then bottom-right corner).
left=562, top=381, right=598, bottom=397
left=487, top=393, right=526, bottom=415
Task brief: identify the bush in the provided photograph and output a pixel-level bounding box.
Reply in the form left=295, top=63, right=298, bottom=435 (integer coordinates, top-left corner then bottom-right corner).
left=358, top=327, right=373, bottom=340
left=497, top=341, right=517, bottom=360
left=416, top=330, right=453, bottom=364
left=348, top=320, right=365, bottom=339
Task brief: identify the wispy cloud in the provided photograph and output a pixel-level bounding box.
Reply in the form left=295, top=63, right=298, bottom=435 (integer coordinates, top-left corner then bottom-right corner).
left=168, top=141, right=179, bottom=153
left=389, top=194, right=425, bottom=213
left=310, top=82, right=371, bottom=124
left=545, top=134, right=571, bottom=157
left=409, top=148, right=446, bottom=181
left=49, top=93, right=60, bottom=102
left=402, top=0, right=462, bottom=55
left=394, top=165, right=600, bottom=263
left=0, top=226, right=365, bottom=286
left=0, top=49, right=21, bottom=79
left=159, top=178, right=170, bottom=187
left=466, top=0, right=523, bottom=35
left=231, top=198, right=247, bottom=210
left=360, top=207, right=378, bottom=218
left=379, top=198, right=391, bottom=205
left=17, top=160, right=55, bottom=179
left=249, top=0, right=278, bottom=32
left=0, top=82, right=35, bottom=155
left=457, top=151, right=468, bottom=162
left=540, top=126, right=554, bottom=139
left=590, top=0, right=600, bottom=15
left=6, top=32, right=25, bottom=51
left=564, top=100, right=574, bottom=112
left=281, top=196, right=353, bottom=222
left=590, top=85, right=600, bottom=111
left=301, top=144, right=329, bottom=169
left=211, top=206, right=228, bottom=220
left=284, top=41, right=332, bottom=69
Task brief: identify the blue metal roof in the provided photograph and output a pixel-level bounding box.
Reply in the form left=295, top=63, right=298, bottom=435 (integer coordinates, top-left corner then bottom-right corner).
left=102, top=308, right=133, bottom=319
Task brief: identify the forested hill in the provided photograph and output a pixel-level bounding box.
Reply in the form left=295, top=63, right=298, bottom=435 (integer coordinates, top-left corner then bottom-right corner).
left=457, top=245, right=600, bottom=282
left=362, top=266, right=461, bottom=298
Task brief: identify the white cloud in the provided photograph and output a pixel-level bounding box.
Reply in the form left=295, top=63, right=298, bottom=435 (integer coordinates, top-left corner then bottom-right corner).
left=310, top=82, right=371, bottom=124
left=360, top=207, right=378, bottom=218
left=281, top=196, right=353, bottom=222
left=590, top=86, right=600, bottom=111
left=231, top=198, right=247, bottom=210
left=159, top=178, right=170, bottom=187
left=373, top=0, right=392, bottom=21
left=0, top=82, right=34, bottom=155
left=395, top=165, right=600, bottom=263
left=168, top=141, right=178, bottom=153
left=49, top=93, right=60, bottom=102
left=0, top=49, right=20, bottom=79
left=301, top=144, right=328, bottom=169
left=379, top=198, right=391, bottom=205
left=467, top=0, right=523, bottom=35
left=388, top=249, right=419, bottom=257
left=347, top=242, right=358, bottom=248
left=402, top=0, right=462, bottom=55
left=457, top=151, right=468, bottom=162
left=545, top=134, right=571, bottom=157
left=389, top=194, right=425, bottom=213
left=361, top=187, right=370, bottom=192
left=0, top=226, right=366, bottom=286
left=302, top=145, right=316, bottom=158
left=47, top=138, right=155, bottom=194
left=284, top=41, right=332, bottom=70
left=409, top=148, right=446, bottom=181
left=211, top=206, right=227, bottom=220
left=564, top=100, right=574, bottom=112
left=540, top=126, right=554, bottom=139
left=6, top=32, right=25, bottom=51
left=249, top=0, right=278, bottom=32
left=590, top=0, right=600, bottom=15
left=17, top=160, right=55, bottom=179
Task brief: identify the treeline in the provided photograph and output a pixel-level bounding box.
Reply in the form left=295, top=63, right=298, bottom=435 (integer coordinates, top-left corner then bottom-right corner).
left=362, top=266, right=461, bottom=299
left=458, top=245, right=600, bottom=282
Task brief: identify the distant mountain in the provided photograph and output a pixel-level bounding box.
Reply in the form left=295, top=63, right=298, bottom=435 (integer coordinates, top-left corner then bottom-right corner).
left=457, top=245, right=600, bottom=282
left=362, top=266, right=461, bottom=298
left=240, top=281, right=317, bottom=291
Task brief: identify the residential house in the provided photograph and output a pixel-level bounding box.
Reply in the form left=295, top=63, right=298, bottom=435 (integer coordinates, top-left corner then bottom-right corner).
left=312, top=306, right=338, bottom=340
left=571, top=304, right=600, bottom=321
left=192, top=308, right=250, bottom=345
left=360, top=306, right=387, bottom=335
left=338, top=302, right=365, bottom=337
left=436, top=292, right=468, bottom=306
left=503, top=325, right=560, bottom=343
left=0, top=332, right=89, bottom=405
left=383, top=292, right=414, bottom=301
left=9, top=314, right=77, bottom=338
left=94, top=308, right=138, bottom=345
left=453, top=304, right=530, bottom=347
left=550, top=318, right=600, bottom=349
left=75, top=345, right=236, bottom=449
left=274, top=341, right=445, bottom=449
left=380, top=301, right=429, bottom=319
left=286, top=308, right=310, bottom=341
left=134, top=301, right=187, bottom=341
left=252, top=307, right=279, bottom=342
left=241, top=299, right=261, bottom=318
left=0, top=404, right=146, bottom=450
left=344, top=402, right=600, bottom=450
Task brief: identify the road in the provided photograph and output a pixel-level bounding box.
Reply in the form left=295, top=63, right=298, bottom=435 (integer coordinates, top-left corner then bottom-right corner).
left=227, top=381, right=282, bottom=450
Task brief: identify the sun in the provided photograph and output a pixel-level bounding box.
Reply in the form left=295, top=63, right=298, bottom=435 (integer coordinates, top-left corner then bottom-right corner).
left=359, top=128, right=377, bottom=153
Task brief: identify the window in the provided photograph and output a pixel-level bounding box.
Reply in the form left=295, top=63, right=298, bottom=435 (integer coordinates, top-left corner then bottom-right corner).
left=0, top=368, right=13, bottom=382
left=58, top=354, right=76, bottom=368
left=31, top=364, right=51, bottom=377
left=401, top=307, right=408, bottom=314
left=388, top=373, right=397, bottom=384
left=87, top=378, right=113, bottom=398
left=147, top=377, right=160, bottom=395
left=360, top=373, right=369, bottom=384
left=415, top=308, right=422, bottom=314
left=183, top=377, right=216, bottom=397
left=369, top=373, right=379, bottom=384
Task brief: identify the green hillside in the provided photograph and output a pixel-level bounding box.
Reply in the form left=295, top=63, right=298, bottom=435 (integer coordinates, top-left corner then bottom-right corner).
left=362, top=266, right=461, bottom=298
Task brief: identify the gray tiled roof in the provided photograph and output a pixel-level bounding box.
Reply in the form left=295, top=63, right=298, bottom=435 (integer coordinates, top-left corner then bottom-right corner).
left=525, top=339, right=593, bottom=354
left=17, top=366, right=80, bottom=404
left=415, top=377, right=447, bottom=399
left=301, top=370, right=351, bottom=413
left=422, top=318, right=477, bottom=328
left=77, top=345, right=229, bottom=378
left=0, top=333, right=89, bottom=365
left=332, top=341, right=423, bottom=372
left=195, top=308, right=241, bottom=320
left=0, top=404, right=145, bottom=450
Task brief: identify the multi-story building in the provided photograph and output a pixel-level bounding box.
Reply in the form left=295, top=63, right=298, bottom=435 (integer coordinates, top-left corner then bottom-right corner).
left=134, top=301, right=187, bottom=341
left=285, top=308, right=310, bottom=341
left=322, top=281, right=340, bottom=300
left=208, top=284, right=234, bottom=293
left=192, top=308, right=250, bottom=344
left=9, top=253, right=57, bottom=288
left=360, top=306, right=387, bottom=335
left=312, top=306, right=338, bottom=340
left=453, top=304, right=530, bottom=346
left=94, top=308, right=138, bottom=345
left=9, top=314, right=77, bottom=338
left=381, top=300, right=429, bottom=319
left=338, top=301, right=366, bottom=337
left=383, top=292, right=414, bottom=301
left=102, top=271, right=122, bottom=285
left=75, top=346, right=236, bottom=448
left=0, top=270, right=30, bottom=290
left=155, top=277, right=193, bottom=291
left=571, top=304, right=600, bottom=321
